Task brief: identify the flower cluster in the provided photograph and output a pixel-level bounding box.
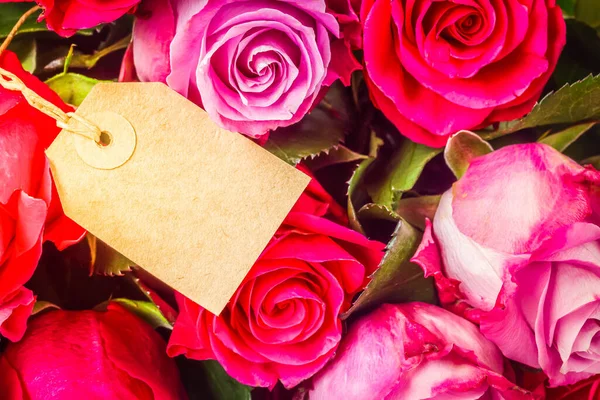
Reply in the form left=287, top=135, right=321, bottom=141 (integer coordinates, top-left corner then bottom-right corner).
left=0, top=0, right=598, bottom=398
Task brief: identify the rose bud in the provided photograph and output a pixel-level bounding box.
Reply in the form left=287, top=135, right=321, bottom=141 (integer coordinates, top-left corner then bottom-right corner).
left=309, top=302, right=534, bottom=399
left=167, top=166, right=385, bottom=389
left=412, top=143, right=600, bottom=386
left=0, top=303, right=187, bottom=399
left=130, top=0, right=360, bottom=139
left=360, top=0, right=566, bottom=147
left=0, top=51, right=84, bottom=341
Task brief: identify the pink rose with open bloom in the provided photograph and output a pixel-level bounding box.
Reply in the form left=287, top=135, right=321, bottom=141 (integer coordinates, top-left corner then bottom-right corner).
left=0, top=303, right=187, bottom=399
left=167, top=166, right=385, bottom=389
left=360, top=0, right=566, bottom=147
left=0, top=51, right=84, bottom=341
left=131, top=0, right=360, bottom=139
left=309, top=302, right=535, bottom=399
left=4, top=0, right=141, bottom=37
left=412, top=143, right=600, bottom=386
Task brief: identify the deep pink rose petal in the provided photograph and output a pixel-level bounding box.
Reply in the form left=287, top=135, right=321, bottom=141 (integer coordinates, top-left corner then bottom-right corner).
left=1, top=307, right=185, bottom=399
left=132, top=0, right=175, bottom=83
left=208, top=324, right=279, bottom=388
left=364, top=0, right=492, bottom=136
left=484, top=0, right=566, bottom=126
left=167, top=294, right=214, bottom=360
left=325, top=38, right=360, bottom=86
left=0, top=356, right=24, bottom=399
left=59, top=2, right=134, bottom=30
left=388, top=355, right=489, bottom=399
left=264, top=232, right=362, bottom=264
left=101, top=303, right=187, bottom=400
left=0, top=192, right=45, bottom=299
left=0, top=288, right=35, bottom=342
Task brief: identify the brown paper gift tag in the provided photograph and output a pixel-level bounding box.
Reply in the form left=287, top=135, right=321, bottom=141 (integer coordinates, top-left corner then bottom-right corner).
left=46, top=82, right=310, bottom=315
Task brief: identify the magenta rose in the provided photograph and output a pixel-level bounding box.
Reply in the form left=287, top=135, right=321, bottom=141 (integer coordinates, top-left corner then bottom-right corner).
left=309, top=302, right=534, bottom=399
left=131, top=0, right=360, bottom=139
left=0, top=303, right=187, bottom=399
left=0, top=51, right=84, bottom=341
left=167, top=166, right=385, bottom=389
left=360, top=0, right=566, bottom=147
left=412, top=143, right=600, bottom=386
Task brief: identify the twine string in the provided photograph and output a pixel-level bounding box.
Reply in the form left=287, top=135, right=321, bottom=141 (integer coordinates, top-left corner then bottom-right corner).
left=0, top=5, right=102, bottom=144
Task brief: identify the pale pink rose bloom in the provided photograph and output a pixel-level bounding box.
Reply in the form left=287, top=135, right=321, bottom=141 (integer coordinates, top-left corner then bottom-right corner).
left=413, top=143, right=600, bottom=386
left=309, top=302, right=534, bottom=399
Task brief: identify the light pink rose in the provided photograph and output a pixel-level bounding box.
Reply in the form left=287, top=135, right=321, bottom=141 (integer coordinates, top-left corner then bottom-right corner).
left=309, top=302, right=534, bottom=399
left=412, top=143, right=600, bottom=386
left=360, top=0, right=566, bottom=147
left=130, top=0, right=360, bottom=139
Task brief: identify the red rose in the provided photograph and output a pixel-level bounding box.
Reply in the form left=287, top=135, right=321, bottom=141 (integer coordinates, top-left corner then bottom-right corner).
left=547, top=375, right=600, bottom=399
left=361, top=0, right=566, bottom=147
left=0, top=51, right=85, bottom=341
left=0, top=303, right=187, bottom=399
left=167, top=166, right=385, bottom=389
left=16, top=0, right=141, bottom=37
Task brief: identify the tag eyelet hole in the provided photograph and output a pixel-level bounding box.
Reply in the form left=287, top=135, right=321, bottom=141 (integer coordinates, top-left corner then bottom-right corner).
left=98, top=131, right=113, bottom=147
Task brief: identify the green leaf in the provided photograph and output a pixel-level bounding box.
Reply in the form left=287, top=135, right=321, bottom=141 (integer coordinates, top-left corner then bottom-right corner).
left=558, top=0, right=576, bottom=17
left=342, top=219, right=437, bottom=318
left=45, top=73, right=106, bottom=106
left=367, top=141, right=441, bottom=209
left=347, top=158, right=375, bottom=235
left=87, top=234, right=135, bottom=276
left=575, top=0, right=600, bottom=32
left=48, top=35, right=131, bottom=73
left=539, top=121, right=597, bottom=152
left=264, top=82, right=350, bottom=164
left=129, top=272, right=178, bottom=325
left=63, top=45, right=75, bottom=73
left=32, top=300, right=60, bottom=316
left=202, top=360, right=252, bottom=400
left=9, top=37, right=36, bottom=73
left=304, top=145, right=368, bottom=170
left=481, top=74, right=600, bottom=140
left=357, top=203, right=400, bottom=223
left=0, top=4, right=44, bottom=38
left=396, top=195, right=441, bottom=231
left=444, top=130, right=493, bottom=178
left=582, top=154, right=600, bottom=169
left=110, top=299, right=172, bottom=330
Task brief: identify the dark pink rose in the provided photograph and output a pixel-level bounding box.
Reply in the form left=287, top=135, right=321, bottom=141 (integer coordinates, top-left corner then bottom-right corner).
left=131, top=0, right=360, bottom=139
left=413, top=143, right=600, bottom=386
left=167, top=167, right=385, bottom=389
left=360, top=0, right=566, bottom=147
left=309, top=302, right=535, bottom=399
left=0, top=303, right=187, bottom=399
left=0, top=51, right=85, bottom=341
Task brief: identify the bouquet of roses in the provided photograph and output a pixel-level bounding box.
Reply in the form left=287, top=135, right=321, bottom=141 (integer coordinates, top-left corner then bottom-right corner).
left=0, top=0, right=599, bottom=398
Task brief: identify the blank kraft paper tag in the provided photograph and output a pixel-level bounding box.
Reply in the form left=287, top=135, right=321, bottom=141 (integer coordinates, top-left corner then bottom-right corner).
left=46, top=82, right=310, bottom=315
